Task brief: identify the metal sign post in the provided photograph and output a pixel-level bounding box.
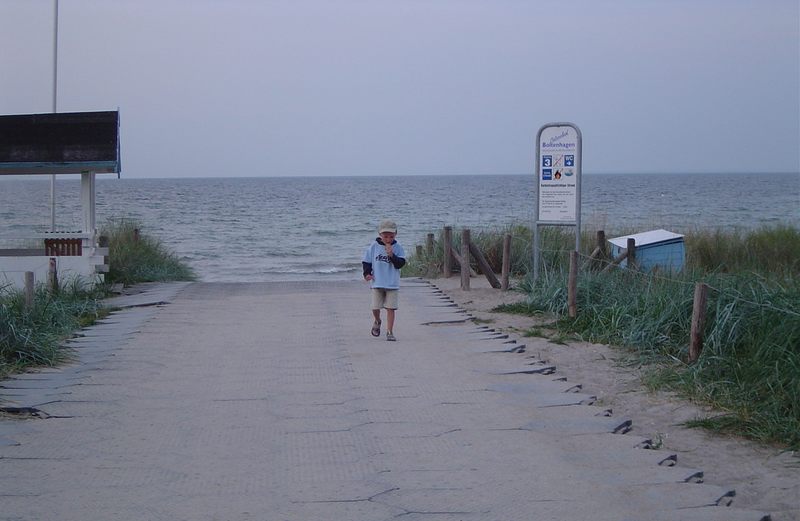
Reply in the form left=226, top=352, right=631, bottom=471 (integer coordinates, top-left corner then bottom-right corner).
left=532, top=122, right=582, bottom=282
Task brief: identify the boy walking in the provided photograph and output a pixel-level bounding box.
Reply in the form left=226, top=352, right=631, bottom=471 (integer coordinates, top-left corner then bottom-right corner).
left=362, top=219, right=406, bottom=341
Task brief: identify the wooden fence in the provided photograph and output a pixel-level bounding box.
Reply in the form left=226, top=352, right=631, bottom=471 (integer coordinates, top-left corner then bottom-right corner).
left=420, top=226, right=709, bottom=364
left=420, top=226, right=509, bottom=291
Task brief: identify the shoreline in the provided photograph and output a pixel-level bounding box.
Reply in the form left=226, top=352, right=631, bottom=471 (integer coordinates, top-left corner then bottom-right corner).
left=427, top=275, right=799, bottom=520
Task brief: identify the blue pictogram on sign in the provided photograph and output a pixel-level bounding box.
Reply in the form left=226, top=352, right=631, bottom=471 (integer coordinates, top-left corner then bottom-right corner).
left=564, top=155, right=574, bottom=167
left=542, top=168, right=552, bottom=180
left=542, top=155, right=552, bottom=168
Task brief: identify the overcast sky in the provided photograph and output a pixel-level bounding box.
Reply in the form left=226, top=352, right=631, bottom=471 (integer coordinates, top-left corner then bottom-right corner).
left=1, top=0, right=798, bottom=178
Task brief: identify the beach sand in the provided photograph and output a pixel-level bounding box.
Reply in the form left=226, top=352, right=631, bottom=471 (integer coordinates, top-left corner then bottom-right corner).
left=428, top=275, right=799, bottom=521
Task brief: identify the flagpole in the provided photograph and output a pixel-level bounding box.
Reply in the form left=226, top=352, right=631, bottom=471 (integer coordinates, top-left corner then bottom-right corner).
left=50, top=0, right=59, bottom=231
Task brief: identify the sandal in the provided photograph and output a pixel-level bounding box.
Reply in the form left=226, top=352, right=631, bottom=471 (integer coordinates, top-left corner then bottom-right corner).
left=371, top=319, right=381, bottom=337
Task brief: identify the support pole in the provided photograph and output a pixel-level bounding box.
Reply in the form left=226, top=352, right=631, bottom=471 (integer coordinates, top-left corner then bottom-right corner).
left=532, top=224, right=540, bottom=282
left=81, top=173, right=97, bottom=250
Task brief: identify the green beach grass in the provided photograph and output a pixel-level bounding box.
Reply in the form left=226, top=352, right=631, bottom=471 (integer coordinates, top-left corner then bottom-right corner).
left=103, top=218, right=196, bottom=285
left=407, top=224, right=800, bottom=449
left=0, top=220, right=195, bottom=379
left=0, top=281, right=109, bottom=378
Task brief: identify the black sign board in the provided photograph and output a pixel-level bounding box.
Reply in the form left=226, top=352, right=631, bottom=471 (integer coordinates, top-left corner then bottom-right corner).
left=0, top=110, right=120, bottom=174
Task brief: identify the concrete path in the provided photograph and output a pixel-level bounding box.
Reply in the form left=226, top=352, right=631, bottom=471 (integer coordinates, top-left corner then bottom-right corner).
left=0, top=280, right=771, bottom=520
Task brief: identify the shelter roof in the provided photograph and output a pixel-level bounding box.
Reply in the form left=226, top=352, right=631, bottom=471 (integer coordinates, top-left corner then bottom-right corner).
left=0, top=110, right=120, bottom=175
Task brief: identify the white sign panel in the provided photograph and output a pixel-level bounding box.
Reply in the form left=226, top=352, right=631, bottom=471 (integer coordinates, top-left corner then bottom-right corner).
left=537, top=124, right=580, bottom=222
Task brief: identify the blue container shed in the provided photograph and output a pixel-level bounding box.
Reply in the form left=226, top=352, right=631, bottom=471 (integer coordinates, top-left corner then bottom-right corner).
left=608, top=229, right=685, bottom=271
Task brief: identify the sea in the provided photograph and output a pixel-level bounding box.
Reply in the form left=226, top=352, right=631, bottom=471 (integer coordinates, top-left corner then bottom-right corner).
left=1, top=173, right=798, bottom=282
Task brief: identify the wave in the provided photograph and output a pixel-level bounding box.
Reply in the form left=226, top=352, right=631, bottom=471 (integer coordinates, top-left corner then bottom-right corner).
left=264, top=263, right=359, bottom=275
left=314, top=266, right=359, bottom=274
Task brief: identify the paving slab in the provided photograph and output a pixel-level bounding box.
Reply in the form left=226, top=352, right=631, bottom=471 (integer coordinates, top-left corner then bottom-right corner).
left=0, top=280, right=771, bottom=520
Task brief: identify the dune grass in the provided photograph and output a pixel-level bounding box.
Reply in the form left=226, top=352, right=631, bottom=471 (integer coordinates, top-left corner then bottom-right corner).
left=102, top=218, right=196, bottom=286
left=0, top=281, right=108, bottom=378
left=409, top=224, right=800, bottom=448
left=0, top=220, right=195, bottom=379
left=686, top=224, right=800, bottom=275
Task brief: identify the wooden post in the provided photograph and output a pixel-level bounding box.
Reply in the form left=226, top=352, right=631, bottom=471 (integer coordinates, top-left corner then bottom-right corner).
left=468, top=242, right=501, bottom=289
left=426, top=232, right=435, bottom=275
left=583, top=230, right=608, bottom=270
left=627, top=237, right=637, bottom=270
left=689, top=282, right=709, bottom=363
left=450, top=249, right=477, bottom=276
left=584, top=248, right=601, bottom=268
left=501, top=233, right=511, bottom=291
left=416, top=245, right=423, bottom=257
left=568, top=251, right=578, bottom=318
left=24, top=272, right=34, bottom=310
left=47, top=257, right=58, bottom=294
left=443, top=226, right=452, bottom=278
left=461, top=228, right=471, bottom=291
left=133, top=228, right=140, bottom=242
left=597, top=230, right=606, bottom=260
left=601, top=249, right=628, bottom=273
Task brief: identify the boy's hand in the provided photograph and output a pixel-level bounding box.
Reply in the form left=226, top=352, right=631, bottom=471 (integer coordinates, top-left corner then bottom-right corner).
left=384, top=243, right=393, bottom=256
left=365, top=274, right=374, bottom=281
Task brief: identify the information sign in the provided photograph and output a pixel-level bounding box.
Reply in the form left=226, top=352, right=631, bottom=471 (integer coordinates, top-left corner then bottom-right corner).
left=532, top=122, right=582, bottom=281
left=536, top=124, right=580, bottom=222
